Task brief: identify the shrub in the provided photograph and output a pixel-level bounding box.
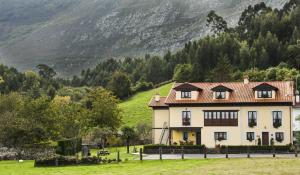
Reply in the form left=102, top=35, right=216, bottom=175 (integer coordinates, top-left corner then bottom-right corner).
left=56, top=138, right=82, bottom=156
left=132, top=81, right=153, bottom=93
left=143, top=144, right=205, bottom=154
left=80, top=156, right=100, bottom=165
left=35, top=155, right=77, bottom=167
left=257, top=138, right=262, bottom=146
left=220, top=145, right=291, bottom=154
left=35, top=155, right=117, bottom=167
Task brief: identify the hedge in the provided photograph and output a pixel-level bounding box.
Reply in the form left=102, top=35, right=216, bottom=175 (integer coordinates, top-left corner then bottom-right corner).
left=143, top=145, right=292, bottom=154
left=144, top=145, right=206, bottom=154
left=35, top=155, right=118, bottom=167
left=56, top=138, right=82, bottom=156
left=220, top=145, right=292, bottom=154
left=35, top=155, right=77, bottom=167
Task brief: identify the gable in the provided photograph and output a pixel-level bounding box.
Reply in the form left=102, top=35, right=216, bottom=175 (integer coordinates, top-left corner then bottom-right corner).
left=211, top=85, right=233, bottom=92
left=173, top=83, right=202, bottom=91
left=252, top=83, right=279, bottom=91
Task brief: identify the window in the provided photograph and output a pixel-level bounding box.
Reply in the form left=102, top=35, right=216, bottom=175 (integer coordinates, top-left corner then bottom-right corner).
left=204, top=111, right=239, bottom=126
left=275, top=132, right=284, bottom=142
left=181, top=91, right=191, bottom=98
left=214, top=132, right=227, bottom=141
left=257, top=90, right=272, bottom=98
left=182, top=111, right=191, bottom=126
left=248, top=111, right=257, bottom=127
left=183, top=132, right=189, bottom=141
left=273, top=111, right=282, bottom=128
left=246, top=132, right=255, bottom=141
left=215, top=91, right=226, bottom=99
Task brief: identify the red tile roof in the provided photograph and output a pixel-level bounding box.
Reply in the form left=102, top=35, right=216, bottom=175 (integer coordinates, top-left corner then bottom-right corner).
left=149, top=81, right=295, bottom=107
left=148, top=97, right=168, bottom=107
left=166, top=81, right=294, bottom=104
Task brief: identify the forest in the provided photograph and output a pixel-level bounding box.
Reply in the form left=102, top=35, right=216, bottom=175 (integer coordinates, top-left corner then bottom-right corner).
left=0, top=0, right=300, bottom=148
left=67, top=0, right=300, bottom=99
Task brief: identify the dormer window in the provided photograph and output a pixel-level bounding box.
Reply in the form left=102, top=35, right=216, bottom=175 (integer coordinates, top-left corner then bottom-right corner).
left=181, top=91, right=191, bottom=98
left=215, top=91, right=226, bottom=99
left=253, top=83, right=278, bottom=99
left=174, top=83, right=202, bottom=100
left=257, top=90, right=272, bottom=98
left=211, top=85, right=233, bottom=100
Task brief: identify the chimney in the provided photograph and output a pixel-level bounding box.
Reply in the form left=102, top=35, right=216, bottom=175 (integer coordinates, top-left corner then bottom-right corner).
left=155, top=94, right=160, bottom=102
left=244, top=75, right=249, bottom=84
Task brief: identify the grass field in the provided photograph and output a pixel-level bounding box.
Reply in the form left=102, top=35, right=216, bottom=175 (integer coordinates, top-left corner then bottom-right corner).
left=1, top=158, right=300, bottom=175
left=119, top=83, right=173, bottom=127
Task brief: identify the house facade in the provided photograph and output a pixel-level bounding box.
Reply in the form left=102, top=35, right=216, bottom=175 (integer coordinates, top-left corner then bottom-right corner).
left=149, top=78, right=297, bottom=148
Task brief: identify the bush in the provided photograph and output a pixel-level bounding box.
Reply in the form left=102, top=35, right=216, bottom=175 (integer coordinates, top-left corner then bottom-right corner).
left=35, top=155, right=117, bottom=167
left=56, top=138, right=82, bottom=156
left=220, top=145, right=291, bottom=154
left=144, top=145, right=206, bottom=154
left=35, top=155, right=77, bottom=167
left=132, top=81, right=153, bottom=93
left=80, top=156, right=100, bottom=165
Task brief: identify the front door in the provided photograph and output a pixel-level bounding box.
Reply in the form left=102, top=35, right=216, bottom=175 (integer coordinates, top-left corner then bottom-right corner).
left=196, top=131, right=201, bottom=145
left=262, top=132, right=269, bottom=145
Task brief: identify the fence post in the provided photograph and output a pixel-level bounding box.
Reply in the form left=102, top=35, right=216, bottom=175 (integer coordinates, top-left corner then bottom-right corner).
left=140, top=148, right=143, bottom=161
left=295, top=145, right=298, bottom=158
left=204, top=147, right=207, bottom=159
left=226, top=146, right=228, bottom=159
left=55, top=158, right=58, bottom=166
left=247, top=146, right=250, bottom=158
left=117, top=150, right=120, bottom=162
left=181, top=146, right=184, bottom=160
left=159, top=147, right=162, bottom=160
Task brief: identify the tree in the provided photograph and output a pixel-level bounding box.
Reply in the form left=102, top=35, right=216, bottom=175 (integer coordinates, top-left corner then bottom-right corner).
left=136, top=122, right=152, bottom=144
left=145, top=56, right=166, bottom=84
left=85, top=88, right=122, bottom=131
left=90, top=127, right=116, bottom=149
left=207, top=10, right=228, bottom=35
left=36, top=64, right=56, bottom=79
left=173, top=64, right=193, bottom=82
left=47, top=96, right=86, bottom=139
left=121, top=126, right=137, bottom=154
left=108, top=71, right=132, bottom=99
left=209, top=55, right=234, bottom=82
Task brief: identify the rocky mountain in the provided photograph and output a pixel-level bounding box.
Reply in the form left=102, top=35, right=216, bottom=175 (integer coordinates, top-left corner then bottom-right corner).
left=0, top=0, right=287, bottom=76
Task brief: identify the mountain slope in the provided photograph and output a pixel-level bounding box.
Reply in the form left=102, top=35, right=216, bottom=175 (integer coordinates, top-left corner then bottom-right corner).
left=119, top=83, right=172, bottom=127
left=0, top=0, right=287, bottom=76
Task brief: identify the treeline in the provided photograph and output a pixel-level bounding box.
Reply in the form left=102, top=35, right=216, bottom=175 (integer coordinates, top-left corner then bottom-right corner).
left=0, top=88, right=123, bottom=148
left=0, top=64, right=60, bottom=98
left=68, top=0, right=300, bottom=99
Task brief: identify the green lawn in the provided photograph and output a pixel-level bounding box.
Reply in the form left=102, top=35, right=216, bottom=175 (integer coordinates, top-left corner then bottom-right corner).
left=1, top=158, right=300, bottom=175
left=89, top=146, right=142, bottom=161
left=119, top=83, right=173, bottom=127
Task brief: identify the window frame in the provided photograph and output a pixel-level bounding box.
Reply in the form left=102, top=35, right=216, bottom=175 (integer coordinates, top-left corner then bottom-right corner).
left=246, top=132, right=255, bottom=141
left=204, top=110, right=239, bottom=126
left=182, top=111, right=191, bottom=126
left=248, top=111, right=257, bottom=127
left=181, top=91, right=191, bottom=98
left=275, top=132, right=284, bottom=142
left=214, top=132, right=227, bottom=141
left=215, top=91, right=226, bottom=99
left=257, top=90, right=272, bottom=98
left=272, top=111, right=282, bottom=128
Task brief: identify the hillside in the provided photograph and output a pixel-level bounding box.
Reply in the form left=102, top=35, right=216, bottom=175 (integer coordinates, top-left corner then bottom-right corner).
left=0, top=0, right=287, bottom=76
left=119, top=83, right=173, bottom=127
